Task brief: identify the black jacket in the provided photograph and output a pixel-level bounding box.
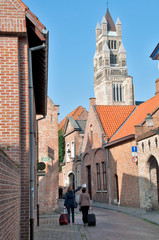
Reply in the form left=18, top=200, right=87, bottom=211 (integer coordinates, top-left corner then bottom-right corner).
left=64, top=187, right=81, bottom=208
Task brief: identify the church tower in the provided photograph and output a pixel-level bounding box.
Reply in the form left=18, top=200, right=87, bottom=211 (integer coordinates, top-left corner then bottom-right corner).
left=94, top=9, right=135, bottom=105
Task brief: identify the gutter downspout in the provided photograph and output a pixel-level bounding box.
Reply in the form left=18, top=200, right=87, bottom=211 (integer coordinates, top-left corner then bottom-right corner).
left=28, top=44, right=46, bottom=240
left=106, top=147, right=112, bottom=205
left=36, top=116, right=45, bottom=227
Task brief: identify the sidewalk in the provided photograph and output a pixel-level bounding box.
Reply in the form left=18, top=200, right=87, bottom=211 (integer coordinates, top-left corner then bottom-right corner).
left=92, top=202, right=159, bottom=225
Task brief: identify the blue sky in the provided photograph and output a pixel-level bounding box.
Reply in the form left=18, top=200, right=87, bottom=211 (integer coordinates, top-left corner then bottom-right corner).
left=23, top=0, right=159, bottom=122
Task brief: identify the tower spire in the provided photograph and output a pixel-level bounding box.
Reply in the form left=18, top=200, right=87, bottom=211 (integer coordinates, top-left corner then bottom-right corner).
left=107, top=1, right=109, bottom=9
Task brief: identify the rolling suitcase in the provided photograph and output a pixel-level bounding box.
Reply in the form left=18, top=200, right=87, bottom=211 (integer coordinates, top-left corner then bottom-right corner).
left=59, top=209, right=68, bottom=225
left=88, top=209, right=96, bottom=226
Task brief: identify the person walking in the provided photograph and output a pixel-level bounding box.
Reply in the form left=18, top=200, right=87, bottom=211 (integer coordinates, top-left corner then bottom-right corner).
left=64, top=185, right=81, bottom=224
left=79, top=187, right=91, bottom=226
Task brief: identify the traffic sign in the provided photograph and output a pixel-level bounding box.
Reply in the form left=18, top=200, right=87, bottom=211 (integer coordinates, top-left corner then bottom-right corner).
left=132, top=156, right=138, bottom=163
left=132, top=146, right=137, bottom=152
left=132, top=146, right=138, bottom=156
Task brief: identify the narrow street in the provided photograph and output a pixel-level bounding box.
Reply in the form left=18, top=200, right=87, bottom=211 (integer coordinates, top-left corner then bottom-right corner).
left=35, top=206, right=159, bottom=240
left=78, top=207, right=159, bottom=240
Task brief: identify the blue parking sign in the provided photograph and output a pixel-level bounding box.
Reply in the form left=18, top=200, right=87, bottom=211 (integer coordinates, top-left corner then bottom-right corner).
left=132, top=146, right=137, bottom=152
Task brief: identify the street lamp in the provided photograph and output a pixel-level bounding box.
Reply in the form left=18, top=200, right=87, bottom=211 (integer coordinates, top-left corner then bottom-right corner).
left=145, top=113, right=153, bottom=127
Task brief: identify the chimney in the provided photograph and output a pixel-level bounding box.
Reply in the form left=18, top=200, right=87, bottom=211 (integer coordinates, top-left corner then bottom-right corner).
left=89, top=98, right=96, bottom=106
left=155, top=78, right=159, bottom=95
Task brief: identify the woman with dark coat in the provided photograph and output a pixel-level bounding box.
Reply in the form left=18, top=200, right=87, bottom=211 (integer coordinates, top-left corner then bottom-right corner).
left=79, top=187, right=91, bottom=226
left=64, top=185, right=81, bottom=224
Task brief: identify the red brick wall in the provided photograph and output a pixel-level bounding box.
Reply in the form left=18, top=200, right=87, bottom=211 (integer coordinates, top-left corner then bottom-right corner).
left=0, top=36, right=21, bottom=163
left=109, top=140, right=140, bottom=207
left=0, top=151, right=20, bottom=240
left=0, top=32, right=34, bottom=240
left=38, top=97, right=59, bottom=214
left=0, top=0, right=26, bottom=33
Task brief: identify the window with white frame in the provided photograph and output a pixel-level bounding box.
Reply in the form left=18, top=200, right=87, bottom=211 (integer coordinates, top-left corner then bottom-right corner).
left=71, top=141, right=75, bottom=159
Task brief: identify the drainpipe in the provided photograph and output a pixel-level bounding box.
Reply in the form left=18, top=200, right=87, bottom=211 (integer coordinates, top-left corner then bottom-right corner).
left=36, top=116, right=45, bottom=226
left=28, top=44, right=46, bottom=240
left=106, top=147, right=112, bottom=205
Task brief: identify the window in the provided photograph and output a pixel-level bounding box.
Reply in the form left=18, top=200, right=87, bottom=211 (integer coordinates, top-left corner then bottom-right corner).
left=113, top=84, right=116, bottom=101
left=113, top=84, right=123, bottom=102
left=122, top=60, right=126, bottom=67
left=102, top=162, right=107, bottom=190
left=99, top=57, right=102, bottom=67
left=108, top=40, right=110, bottom=49
left=71, top=141, right=75, bottom=159
left=108, top=40, right=116, bottom=49
left=120, top=85, right=122, bottom=101
left=111, top=40, right=113, bottom=49
left=116, top=85, right=119, bottom=101
left=99, top=42, right=102, bottom=52
left=114, top=40, right=116, bottom=49
left=110, top=54, right=117, bottom=64
left=96, top=163, right=101, bottom=190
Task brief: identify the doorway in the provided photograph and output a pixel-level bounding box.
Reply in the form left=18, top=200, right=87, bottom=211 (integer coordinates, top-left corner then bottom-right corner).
left=68, top=172, right=75, bottom=190
left=148, top=155, right=159, bottom=207
left=114, top=174, right=119, bottom=204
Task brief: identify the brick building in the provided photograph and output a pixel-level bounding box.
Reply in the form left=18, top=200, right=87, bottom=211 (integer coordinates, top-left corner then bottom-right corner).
left=59, top=106, right=88, bottom=197
left=81, top=98, right=136, bottom=204
left=38, top=97, right=59, bottom=214
left=0, top=1, right=48, bottom=239
left=81, top=90, right=159, bottom=208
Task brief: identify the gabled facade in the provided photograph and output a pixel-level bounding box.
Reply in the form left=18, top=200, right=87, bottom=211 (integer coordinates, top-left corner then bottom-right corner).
left=94, top=9, right=135, bottom=106
left=59, top=108, right=88, bottom=197
left=0, top=1, right=48, bottom=239
left=81, top=98, right=136, bottom=203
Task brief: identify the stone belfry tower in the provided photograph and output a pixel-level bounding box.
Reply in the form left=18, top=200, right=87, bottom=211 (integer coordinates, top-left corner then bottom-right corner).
left=94, top=9, right=135, bottom=105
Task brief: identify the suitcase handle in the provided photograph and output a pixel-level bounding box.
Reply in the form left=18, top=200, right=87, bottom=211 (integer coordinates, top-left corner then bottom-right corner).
left=64, top=208, right=67, bottom=214
left=89, top=208, right=94, bottom=214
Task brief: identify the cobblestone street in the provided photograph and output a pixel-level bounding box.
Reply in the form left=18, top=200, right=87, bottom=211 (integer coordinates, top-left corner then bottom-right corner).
left=35, top=201, right=159, bottom=240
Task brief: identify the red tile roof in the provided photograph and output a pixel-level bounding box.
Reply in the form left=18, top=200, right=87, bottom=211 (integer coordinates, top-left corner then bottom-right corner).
left=58, top=106, right=86, bottom=131
left=110, top=94, right=159, bottom=142
left=18, top=0, right=45, bottom=29
left=96, top=105, right=136, bottom=139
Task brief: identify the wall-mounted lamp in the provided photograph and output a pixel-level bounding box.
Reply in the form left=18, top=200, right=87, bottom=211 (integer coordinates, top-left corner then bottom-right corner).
left=145, top=113, right=153, bottom=127
left=67, top=149, right=71, bottom=158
